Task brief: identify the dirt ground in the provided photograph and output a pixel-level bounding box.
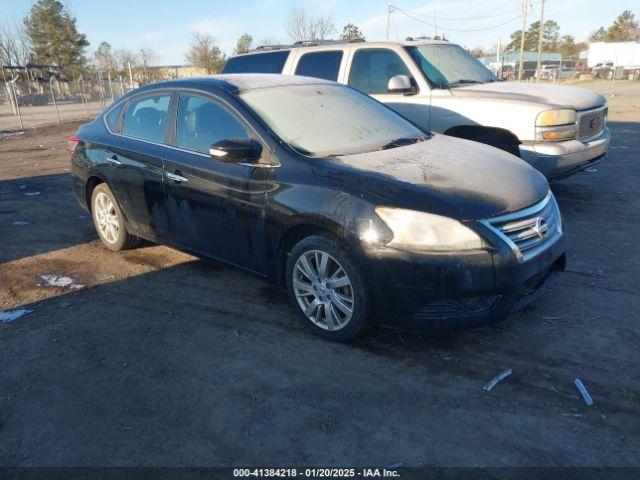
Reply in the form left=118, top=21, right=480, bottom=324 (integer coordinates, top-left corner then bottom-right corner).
left=0, top=80, right=639, bottom=469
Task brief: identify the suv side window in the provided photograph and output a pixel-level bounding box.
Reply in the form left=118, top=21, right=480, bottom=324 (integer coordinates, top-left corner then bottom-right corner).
left=222, top=51, right=290, bottom=74
left=294, top=51, right=344, bottom=81
left=348, top=49, right=411, bottom=94
left=176, top=94, right=250, bottom=155
left=121, top=93, right=171, bottom=143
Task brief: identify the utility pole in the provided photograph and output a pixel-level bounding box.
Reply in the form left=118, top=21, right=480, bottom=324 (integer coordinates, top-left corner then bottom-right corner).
left=386, top=3, right=392, bottom=40
left=517, top=1, right=528, bottom=81
left=127, top=61, right=134, bottom=90
left=535, top=0, right=545, bottom=83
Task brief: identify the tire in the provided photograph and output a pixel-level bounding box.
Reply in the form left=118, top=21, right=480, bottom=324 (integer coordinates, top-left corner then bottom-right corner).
left=286, top=234, right=372, bottom=342
left=91, top=183, right=140, bottom=251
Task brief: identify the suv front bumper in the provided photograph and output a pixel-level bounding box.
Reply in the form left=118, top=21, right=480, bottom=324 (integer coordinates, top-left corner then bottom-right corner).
left=519, top=127, right=610, bottom=180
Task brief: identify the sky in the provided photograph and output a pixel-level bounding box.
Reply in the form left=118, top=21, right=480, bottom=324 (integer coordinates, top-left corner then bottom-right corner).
left=3, top=0, right=636, bottom=65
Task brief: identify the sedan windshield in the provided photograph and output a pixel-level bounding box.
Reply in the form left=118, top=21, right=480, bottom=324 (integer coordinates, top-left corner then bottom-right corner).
left=406, top=44, right=498, bottom=89
left=239, top=84, right=427, bottom=157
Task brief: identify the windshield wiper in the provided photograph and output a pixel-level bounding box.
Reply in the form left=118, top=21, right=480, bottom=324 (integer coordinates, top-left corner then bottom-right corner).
left=447, top=79, right=483, bottom=88
left=377, top=137, right=425, bottom=151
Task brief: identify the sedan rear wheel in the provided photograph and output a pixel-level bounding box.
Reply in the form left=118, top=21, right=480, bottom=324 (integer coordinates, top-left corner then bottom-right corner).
left=91, top=183, right=140, bottom=251
left=286, top=235, right=372, bottom=341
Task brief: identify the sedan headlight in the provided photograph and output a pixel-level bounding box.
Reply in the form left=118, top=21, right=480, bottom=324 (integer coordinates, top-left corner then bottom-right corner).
left=373, top=207, right=487, bottom=252
left=536, top=109, right=577, bottom=142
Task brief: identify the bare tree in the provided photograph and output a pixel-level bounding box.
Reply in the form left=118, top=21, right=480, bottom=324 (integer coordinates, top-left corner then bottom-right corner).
left=310, top=14, right=335, bottom=42
left=0, top=22, right=31, bottom=66
left=284, top=6, right=307, bottom=43
left=185, top=33, right=225, bottom=73
left=284, top=7, right=335, bottom=43
left=257, top=36, right=280, bottom=48
left=114, top=48, right=138, bottom=73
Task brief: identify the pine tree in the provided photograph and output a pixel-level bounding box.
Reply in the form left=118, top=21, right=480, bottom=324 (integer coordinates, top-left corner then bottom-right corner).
left=23, top=0, right=89, bottom=76
left=606, top=10, right=639, bottom=41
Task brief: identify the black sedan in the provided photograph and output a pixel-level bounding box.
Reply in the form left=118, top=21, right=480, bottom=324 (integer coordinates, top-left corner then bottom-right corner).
left=70, top=74, right=565, bottom=341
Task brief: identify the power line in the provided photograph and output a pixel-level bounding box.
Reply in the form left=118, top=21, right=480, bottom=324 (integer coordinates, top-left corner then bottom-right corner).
left=393, top=6, right=523, bottom=33
left=394, top=7, right=521, bottom=21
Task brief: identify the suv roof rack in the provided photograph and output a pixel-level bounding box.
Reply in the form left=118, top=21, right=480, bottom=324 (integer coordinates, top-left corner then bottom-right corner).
left=249, top=38, right=365, bottom=53
left=406, top=35, right=448, bottom=42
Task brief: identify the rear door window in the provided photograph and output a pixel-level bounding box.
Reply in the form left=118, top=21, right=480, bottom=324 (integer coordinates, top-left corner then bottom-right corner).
left=222, top=51, right=290, bottom=74
left=294, top=51, right=344, bottom=81
left=122, top=93, right=171, bottom=143
left=348, top=49, right=411, bottom=94
left=176, top=94, right=250, bottom=155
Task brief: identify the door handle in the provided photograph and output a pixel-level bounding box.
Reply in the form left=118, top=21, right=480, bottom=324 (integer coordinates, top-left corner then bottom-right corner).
left=166, top=171, right=188, bottom=183
left=107, top=155, right=121, bottom=166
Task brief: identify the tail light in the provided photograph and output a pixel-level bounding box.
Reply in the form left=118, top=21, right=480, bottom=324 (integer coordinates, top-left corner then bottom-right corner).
left=68, top=135, right=80, bottom=157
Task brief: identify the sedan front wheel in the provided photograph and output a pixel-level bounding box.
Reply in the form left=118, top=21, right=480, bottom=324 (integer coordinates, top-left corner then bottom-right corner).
left=286, top=235, right=372, bottom=341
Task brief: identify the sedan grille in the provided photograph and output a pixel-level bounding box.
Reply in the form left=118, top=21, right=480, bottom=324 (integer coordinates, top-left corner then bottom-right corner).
left=482, top=193, right=562, bottom=262
left=577, top=106, right=606, bottom=140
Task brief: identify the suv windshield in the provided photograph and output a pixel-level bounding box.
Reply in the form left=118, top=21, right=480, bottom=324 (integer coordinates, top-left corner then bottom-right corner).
left=239, top=84, right=427, bottom=157
left=406, top=44, right=498, bottom=89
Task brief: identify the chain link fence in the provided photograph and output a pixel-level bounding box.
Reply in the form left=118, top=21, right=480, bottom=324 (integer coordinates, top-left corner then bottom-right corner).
left=0, top=73, right=134, bottom=131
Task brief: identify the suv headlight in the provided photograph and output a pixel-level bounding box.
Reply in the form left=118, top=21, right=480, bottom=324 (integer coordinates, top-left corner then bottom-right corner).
left=536, top=109, right=577, bottom=141
left=372, top=207, right=487, bottom=252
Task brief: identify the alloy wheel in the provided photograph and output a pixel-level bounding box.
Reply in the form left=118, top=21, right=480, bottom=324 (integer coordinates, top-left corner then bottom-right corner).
left=292, top=249, right=354, bottom=331
left=94, top=191, right=120, bottom=244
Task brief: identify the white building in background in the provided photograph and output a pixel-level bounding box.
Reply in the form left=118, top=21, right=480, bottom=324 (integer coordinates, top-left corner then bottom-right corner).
left=587, top=42, right=640, bottom=68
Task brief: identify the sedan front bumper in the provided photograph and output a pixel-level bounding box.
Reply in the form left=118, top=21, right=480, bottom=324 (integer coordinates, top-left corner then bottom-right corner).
left=359, top=234, right=566, bottom=333
left=519, top=127, right=610, bottom=180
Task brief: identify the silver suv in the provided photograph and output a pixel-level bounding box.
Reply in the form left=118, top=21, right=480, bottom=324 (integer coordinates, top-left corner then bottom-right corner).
left=222, top=39, right=609, bottom=180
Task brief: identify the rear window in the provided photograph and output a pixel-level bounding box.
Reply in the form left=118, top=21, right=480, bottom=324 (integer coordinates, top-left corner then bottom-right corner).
left=222, top=51, right=290, bottom=74
left=105, top=103, right=124, bottom=132
left=295, top=51, right=343, bottom=81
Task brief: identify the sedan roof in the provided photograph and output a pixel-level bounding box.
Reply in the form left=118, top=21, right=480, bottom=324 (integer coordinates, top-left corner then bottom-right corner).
left=145, top=74, right=332, bottom=94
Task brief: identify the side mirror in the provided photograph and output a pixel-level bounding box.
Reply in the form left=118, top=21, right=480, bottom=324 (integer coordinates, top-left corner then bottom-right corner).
left=387, top=75, right=417, bottom=95
left=210, top=138, right=262, bottom=163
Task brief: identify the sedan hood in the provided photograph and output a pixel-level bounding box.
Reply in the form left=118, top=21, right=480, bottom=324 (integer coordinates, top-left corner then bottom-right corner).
left=331, top=134, right=549, bottom=220
left=451, top=81, right=606, bottom=110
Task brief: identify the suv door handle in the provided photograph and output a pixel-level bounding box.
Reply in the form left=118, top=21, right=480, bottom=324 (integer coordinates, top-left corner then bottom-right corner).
left=166, top=171, right=188, bottom=183
left=107, top=155, right=121, bottom=166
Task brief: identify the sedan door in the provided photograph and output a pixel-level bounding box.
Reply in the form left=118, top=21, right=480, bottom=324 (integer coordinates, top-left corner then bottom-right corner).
left=162, top=92, right=270, bottom=274
left=101, top=91, right=173, bottom=241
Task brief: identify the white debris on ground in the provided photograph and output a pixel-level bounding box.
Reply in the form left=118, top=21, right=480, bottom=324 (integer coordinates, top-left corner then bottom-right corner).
left=37, top=273, right=84, bottom=290
left=12, top=220, right=29, bottom=226
left=95, top=273, right=115, bottom=281
left=0, top=309, right=33, bottom=324
left=574, top=378, right=594, bottom=406
left=483, top=368, right=513, bottom=392
left=24, top=192, right=41, bottom=196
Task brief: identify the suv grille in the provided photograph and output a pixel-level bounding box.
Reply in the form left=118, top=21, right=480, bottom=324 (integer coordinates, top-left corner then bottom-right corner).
left=482, top=193, right=562, bottom=262
left=577, top=106, right=606, bottom=140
